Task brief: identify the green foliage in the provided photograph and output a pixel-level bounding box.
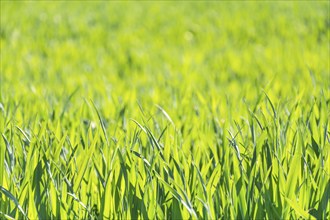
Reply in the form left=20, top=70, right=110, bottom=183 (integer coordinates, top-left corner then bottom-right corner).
left=1, top=2, right=329, bottom=219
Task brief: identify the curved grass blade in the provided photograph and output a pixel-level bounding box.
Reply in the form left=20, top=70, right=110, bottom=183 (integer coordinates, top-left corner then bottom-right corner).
left=0, top=186, right=27, bottom=218
left=91, top=100, right=109, bottom=146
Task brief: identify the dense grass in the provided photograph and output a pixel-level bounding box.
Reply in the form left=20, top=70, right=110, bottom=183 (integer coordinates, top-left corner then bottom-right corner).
left=0, top=2, right=329, bottom=219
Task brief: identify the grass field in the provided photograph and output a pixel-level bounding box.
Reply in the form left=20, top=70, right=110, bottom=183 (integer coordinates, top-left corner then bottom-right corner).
left=0, top=1, right=329, bottom=219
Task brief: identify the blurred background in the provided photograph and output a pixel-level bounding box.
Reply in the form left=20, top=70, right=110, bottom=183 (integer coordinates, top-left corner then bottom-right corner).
left=1, top=1, right=329, bottom=122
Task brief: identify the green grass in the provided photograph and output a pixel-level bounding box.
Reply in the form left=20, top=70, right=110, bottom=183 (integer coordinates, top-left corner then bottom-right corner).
left=0, top=1, right=329, bottom=219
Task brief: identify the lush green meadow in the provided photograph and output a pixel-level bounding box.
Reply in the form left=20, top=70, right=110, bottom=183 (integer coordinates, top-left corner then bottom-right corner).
left=0, top=2, right=329, bottom=219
